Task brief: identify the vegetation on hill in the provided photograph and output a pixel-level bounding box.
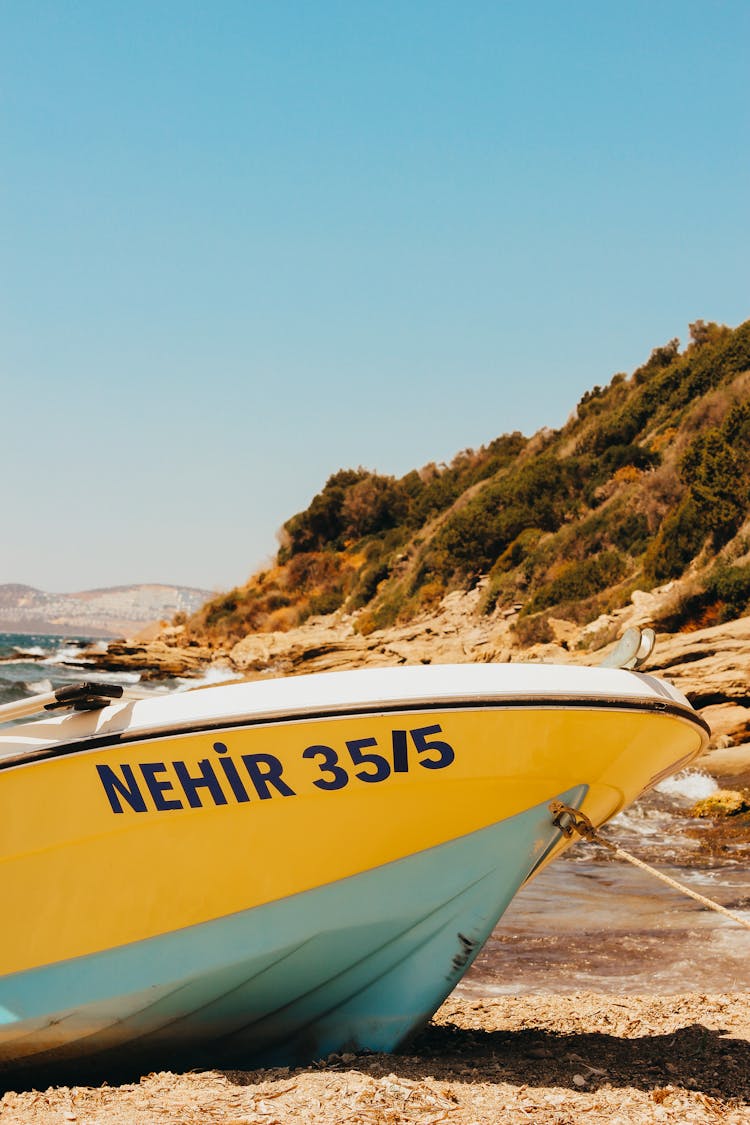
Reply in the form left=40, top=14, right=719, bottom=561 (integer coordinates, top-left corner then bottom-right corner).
left=187, top=319, right=750, bottom=646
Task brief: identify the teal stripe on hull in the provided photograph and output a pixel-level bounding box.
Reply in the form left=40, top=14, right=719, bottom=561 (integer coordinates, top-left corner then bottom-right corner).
left=0, top=785, right=586, bottom=1074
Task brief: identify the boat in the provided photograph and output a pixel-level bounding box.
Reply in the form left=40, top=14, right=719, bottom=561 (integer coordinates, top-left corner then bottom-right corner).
left=0, top=650, right=708, bottom=1076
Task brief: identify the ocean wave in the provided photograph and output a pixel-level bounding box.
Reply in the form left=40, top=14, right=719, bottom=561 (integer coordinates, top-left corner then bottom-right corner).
left=610, top=802, right=675, bottom=839
left=170, top=666, right=243, bottom=693
left=12, top=645, right=47, bottom=658
left=107, top=670, right=142, bottom=684
left=41, top=644, right=92, bottom=666
left=23, top=679, right=53, bottom=695
left=61, top=668, right=144, bottom=686
left=656, top=770, right=719, bottom=803
left=194, top=665, right=243, bottom=686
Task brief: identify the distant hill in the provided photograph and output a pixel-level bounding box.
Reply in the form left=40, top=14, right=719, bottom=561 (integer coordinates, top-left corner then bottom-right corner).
left=0, top=583, right=213, bottom=638
left=186, top=318, right=750, bottom=646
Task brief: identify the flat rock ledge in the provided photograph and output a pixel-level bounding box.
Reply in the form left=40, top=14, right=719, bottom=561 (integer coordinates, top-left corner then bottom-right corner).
left=85, top=638, right=217, bottom=680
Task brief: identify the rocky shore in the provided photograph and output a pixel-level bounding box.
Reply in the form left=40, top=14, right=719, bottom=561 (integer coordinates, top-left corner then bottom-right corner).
left=85, top=580, right=750, bottom=778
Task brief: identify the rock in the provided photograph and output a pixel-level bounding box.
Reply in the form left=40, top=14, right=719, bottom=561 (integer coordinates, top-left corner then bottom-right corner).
left=547, top=617, right=578, bottom=645
left=699, top=740, right=750, bottom=780
left=642, top=617, right=750, bottom=707
left=83, top=639, right=217, bottom=680
left=699, top=704, right=750, bottom=749
left=690, top=789, right=750, bottom=818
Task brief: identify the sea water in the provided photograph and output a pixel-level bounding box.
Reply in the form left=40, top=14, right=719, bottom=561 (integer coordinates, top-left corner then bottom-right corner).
left=1, top=632, right=747, bottom=995
left=0, top=632, right=234, bottom=708
left=0, top=632, right=113, bottom=705
left=460, top=770, right=750, bottom=997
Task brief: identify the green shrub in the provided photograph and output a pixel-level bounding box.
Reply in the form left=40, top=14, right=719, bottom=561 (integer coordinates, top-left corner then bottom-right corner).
left=303, top=588, right=346, bottom=618
left=705, top=563, right=750, bottom=619
left=680, top=402, right=750, bottom=545
left=433, top=454, right=580, bottom=578
left=203, top=589, right=240, bottom=628
left=346, top=560, right=391, bottom=611
left=610, top=510, right=650, bottom=555
left=284, top=469, right=369, bottom=554
left=600, top=443, right=660, bottom=475
left=655, top=562, right=750, bottom=631
left=489, top=528, right=545, bottom=575
left=526, top=550, right=627, bottom=613
left=644, top=497, right=706, bottom=583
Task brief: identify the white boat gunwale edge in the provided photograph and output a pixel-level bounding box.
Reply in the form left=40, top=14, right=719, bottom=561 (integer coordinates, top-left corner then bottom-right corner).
left=0, top=682, right=710, bottom=773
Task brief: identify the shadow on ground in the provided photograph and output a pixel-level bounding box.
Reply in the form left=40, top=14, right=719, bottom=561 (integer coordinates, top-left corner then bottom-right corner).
left=2, top=1021, right=748, bottom=1106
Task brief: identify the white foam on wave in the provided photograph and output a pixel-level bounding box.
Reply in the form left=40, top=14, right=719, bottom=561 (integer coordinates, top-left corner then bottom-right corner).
left=607, top=801, right=702, bottom=853
left=24, top=678, right=53, bottom=694
left=96, top=670, right=142, bottom=685
left=173, top=665, right=243, bottom=693
left=610, top=803, right=675, bottom=839
left=656, top=770, right=719, bottom=803
left=198, top=665, right=243, bottom=686
left=13, top=646, right=46, bottom=658
left=87, top=641, right=109, bottom=654
left=42, top=644, right=89, bottom=665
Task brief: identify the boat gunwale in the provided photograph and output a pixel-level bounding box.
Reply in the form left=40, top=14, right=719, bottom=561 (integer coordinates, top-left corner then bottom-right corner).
left=0, top=693, right=710, bottom=773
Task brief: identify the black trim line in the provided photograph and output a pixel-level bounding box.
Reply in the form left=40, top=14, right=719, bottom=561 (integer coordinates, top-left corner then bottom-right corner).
left=0, top=694, right=710, bottom=772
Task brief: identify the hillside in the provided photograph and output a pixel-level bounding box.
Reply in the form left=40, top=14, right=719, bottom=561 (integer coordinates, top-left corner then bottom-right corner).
left=185, top=319, right=750, bottom=648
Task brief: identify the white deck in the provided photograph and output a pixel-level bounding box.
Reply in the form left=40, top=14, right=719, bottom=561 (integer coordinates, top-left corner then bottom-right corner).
left=0, top=662, right=699, bottom=762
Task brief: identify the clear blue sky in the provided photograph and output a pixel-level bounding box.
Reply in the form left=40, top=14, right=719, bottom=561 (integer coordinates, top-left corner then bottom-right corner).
left=1, top=1, right=748, bottom=592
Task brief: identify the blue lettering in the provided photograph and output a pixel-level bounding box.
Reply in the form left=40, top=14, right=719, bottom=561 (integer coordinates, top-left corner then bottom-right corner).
left=411, top=724, right=455, bottom=770
left=391, top=729, right=409, bottom=773
left=302, top=744, right=349, bottom=791
left=98, top=725, right=458, bottom=816
left=241, top=753, right=296, bottom=799
left=213, top=741, right=250, bottom=802
left=173, top=758, right=227, bottom=808
left=96, top=763, right=147, bottom=814
left=140, top=762, right=183, bottom=811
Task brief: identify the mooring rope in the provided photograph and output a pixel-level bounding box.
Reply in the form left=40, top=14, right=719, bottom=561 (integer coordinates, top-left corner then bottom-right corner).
left=549, top=800, right=750, bottom=933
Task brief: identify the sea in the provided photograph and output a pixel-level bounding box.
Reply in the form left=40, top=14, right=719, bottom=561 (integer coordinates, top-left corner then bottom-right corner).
left=461, top=771, right=750, bottom=999
left=0, top=632, right=125, bottom=705
left=1, top=632, right=748, bottom=997
left=0, top=632, right=233, bottom=706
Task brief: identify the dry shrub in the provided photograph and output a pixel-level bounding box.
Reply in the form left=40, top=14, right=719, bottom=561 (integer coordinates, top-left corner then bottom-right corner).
left=681, top=374, right=750, bottom=439
left=263, top=607, right=297, bottom=632
left=638, top=461, right=684, bottom=532
left=284, top=551, right=342, bottom=592
left=355, top=611, right=377, bottom=636
left=512, top=614, right=553, bottom=646
left=613, top=464, right=642, bottom=484
left=416, top=579, right=445, bottom=609
left=650, top=426, right=678, bottom=452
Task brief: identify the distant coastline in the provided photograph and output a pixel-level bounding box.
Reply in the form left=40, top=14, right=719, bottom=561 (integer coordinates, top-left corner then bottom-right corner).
left=0, top=582, right=212, bottom=639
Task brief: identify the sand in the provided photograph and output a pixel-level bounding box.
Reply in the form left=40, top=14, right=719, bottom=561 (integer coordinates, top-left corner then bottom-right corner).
left=2, top=992, right=749, bottom=1124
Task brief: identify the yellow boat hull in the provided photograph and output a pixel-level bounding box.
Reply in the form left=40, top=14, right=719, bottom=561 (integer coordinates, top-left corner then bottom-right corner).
left=0, top=664, right=708, bottom=1072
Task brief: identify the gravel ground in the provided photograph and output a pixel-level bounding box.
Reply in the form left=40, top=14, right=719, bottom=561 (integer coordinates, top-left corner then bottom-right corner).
left=2, top=992, right=749, bottom=1124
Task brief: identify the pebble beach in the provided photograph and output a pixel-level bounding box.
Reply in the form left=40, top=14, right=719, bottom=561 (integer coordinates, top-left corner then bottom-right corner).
left=2, top=992, right=750, bottom=1124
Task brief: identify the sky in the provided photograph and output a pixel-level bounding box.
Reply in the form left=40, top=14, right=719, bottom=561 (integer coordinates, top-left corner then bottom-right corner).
left=1, top=0, right=748, bottom=593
